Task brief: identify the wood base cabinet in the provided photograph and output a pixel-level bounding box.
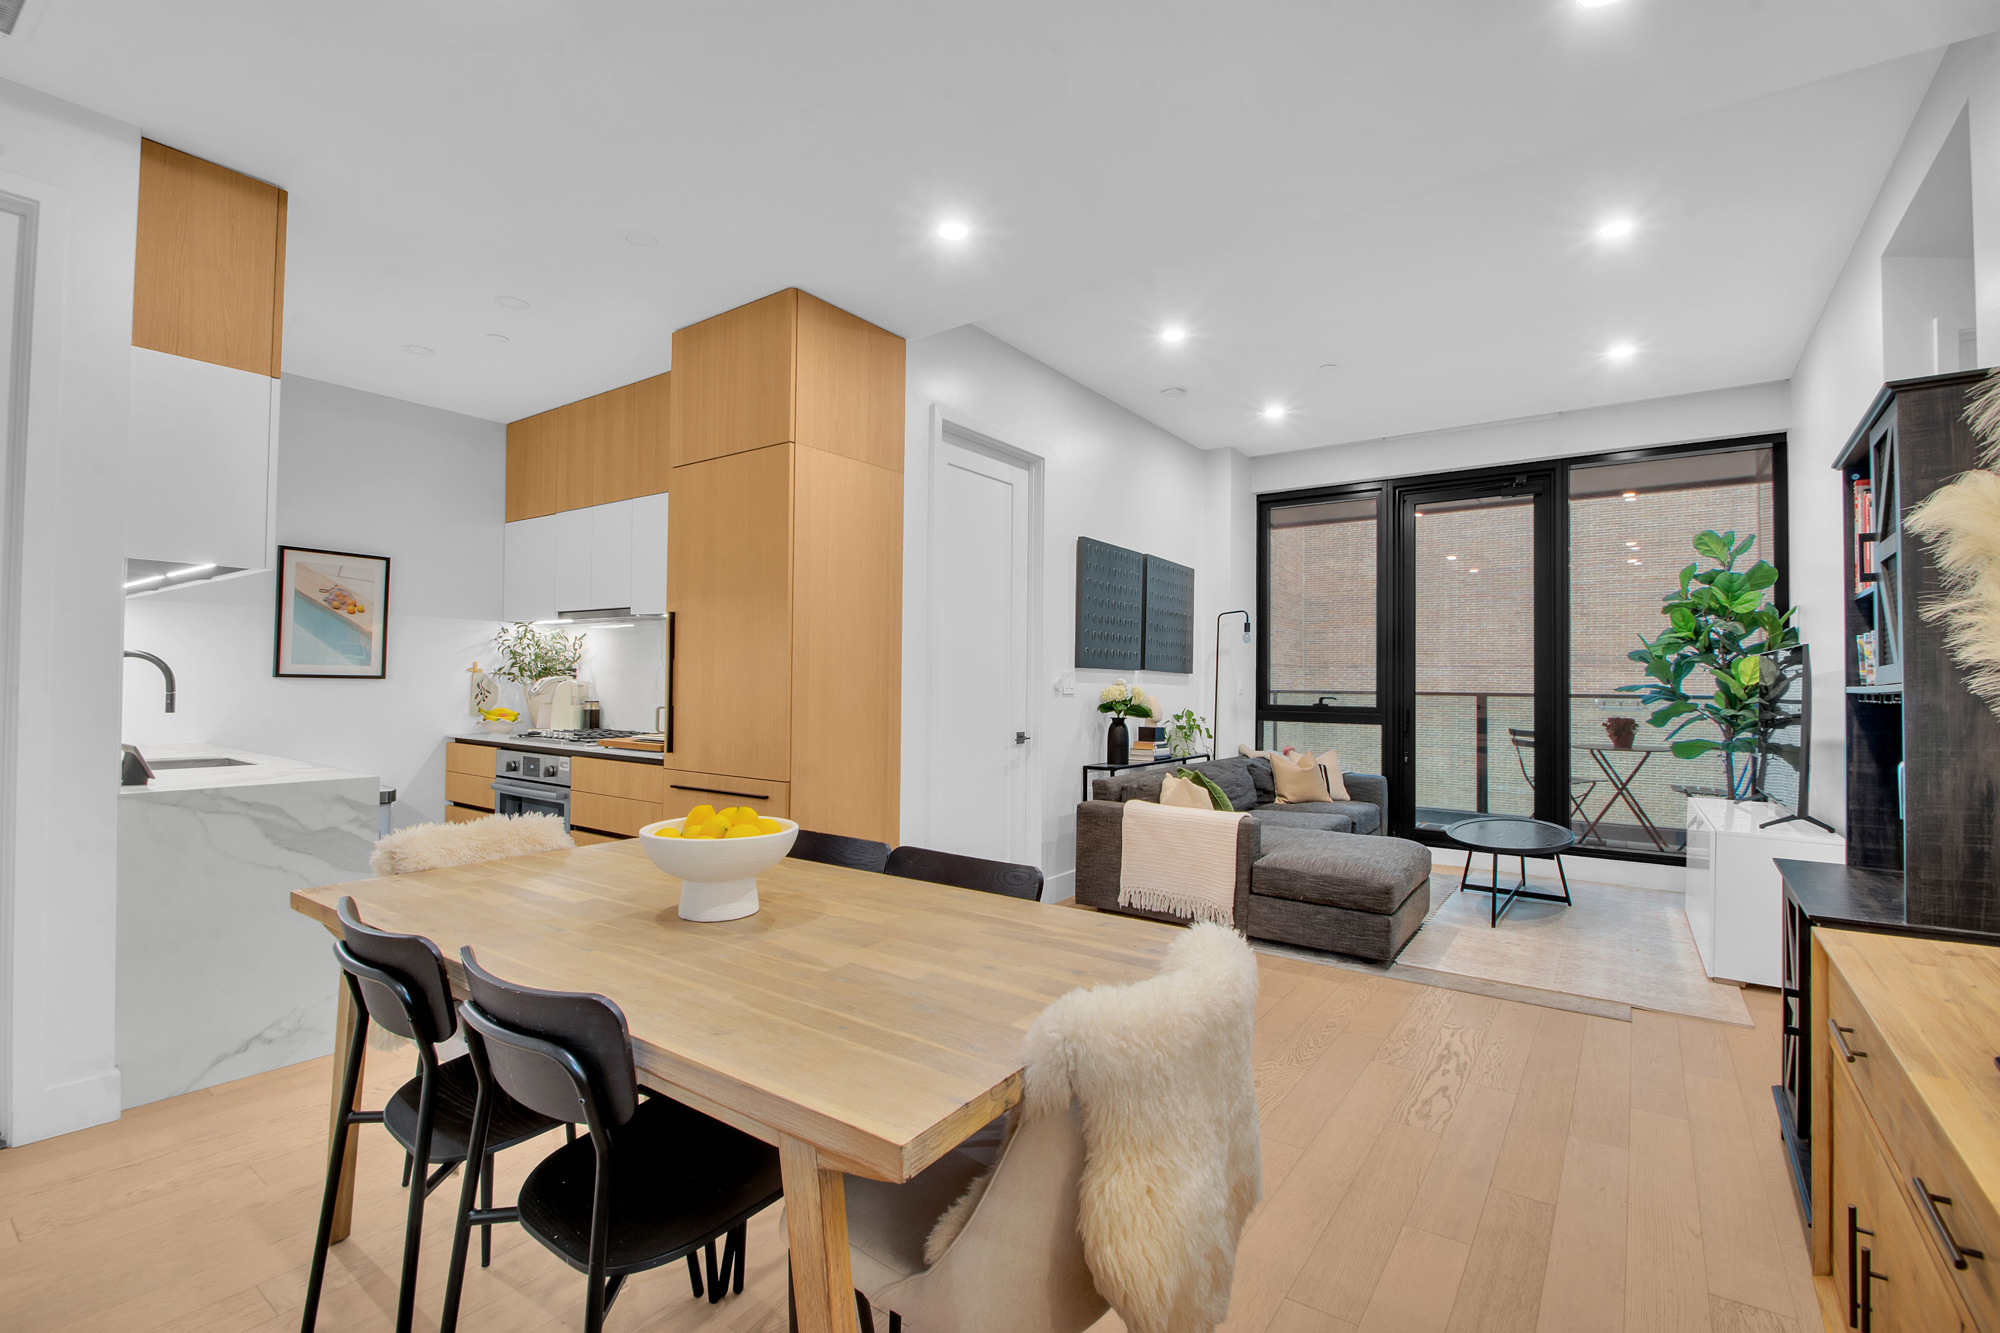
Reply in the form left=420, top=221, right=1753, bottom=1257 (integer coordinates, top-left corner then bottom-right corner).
left=1812, top=929, right=2000, bottom=1331
left=664, top=290, right=903, bottom=845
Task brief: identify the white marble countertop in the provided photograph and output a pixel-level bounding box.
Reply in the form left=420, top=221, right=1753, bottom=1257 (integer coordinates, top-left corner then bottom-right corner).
left=121, top=742, right=377, bottom=795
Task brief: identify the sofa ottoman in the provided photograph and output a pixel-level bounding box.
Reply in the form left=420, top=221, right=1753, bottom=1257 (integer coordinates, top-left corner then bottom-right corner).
left=1245, top=827, right=1432, bottom=960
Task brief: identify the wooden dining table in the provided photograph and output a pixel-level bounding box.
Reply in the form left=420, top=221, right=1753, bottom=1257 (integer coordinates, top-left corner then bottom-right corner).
left=290, top=839, right=1177, bottom=1333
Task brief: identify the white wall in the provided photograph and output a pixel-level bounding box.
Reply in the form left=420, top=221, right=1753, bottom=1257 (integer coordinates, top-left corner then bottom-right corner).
left=902, top=325, right=1234, bottom=900
left=0, top=81, right=140, bottom=1145
left=1251, top=381, right=1791, bottom=495
left=1790, top=34, right=2000, bottom=835
left=122, top=375, right=505, bottom=827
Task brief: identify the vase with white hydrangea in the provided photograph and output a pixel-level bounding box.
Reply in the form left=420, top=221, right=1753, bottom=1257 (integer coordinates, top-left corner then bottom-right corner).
left=1096, top=678, right=1161, bottom=765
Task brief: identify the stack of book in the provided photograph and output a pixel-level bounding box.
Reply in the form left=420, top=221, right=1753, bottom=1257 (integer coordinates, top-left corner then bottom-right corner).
left=1853, top=477, right=1875, bottom=591
left=1856, top=630, right=1877, bottom=684
left=1131, top=725, right=1168, bottom=764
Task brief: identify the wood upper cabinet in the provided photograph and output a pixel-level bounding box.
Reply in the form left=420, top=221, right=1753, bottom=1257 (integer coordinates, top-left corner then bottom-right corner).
left=506, top=371, right=670, bottom=522
left=671, top=289, right=904, bottom=472
left=133, top=139, right=287, bottom=378
left=665, top=443, right=794, bottom=780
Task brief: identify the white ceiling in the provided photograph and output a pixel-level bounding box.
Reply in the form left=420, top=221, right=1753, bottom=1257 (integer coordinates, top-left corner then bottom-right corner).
left=0, top=1, right=1993, bottom=446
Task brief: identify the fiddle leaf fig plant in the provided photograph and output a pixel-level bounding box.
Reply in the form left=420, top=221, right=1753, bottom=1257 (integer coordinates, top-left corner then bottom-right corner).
left=1617, top=529, right=1799, bottom=796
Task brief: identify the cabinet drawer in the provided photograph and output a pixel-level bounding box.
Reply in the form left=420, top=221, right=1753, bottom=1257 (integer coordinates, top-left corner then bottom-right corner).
left=446, top=742, right=498, bottom=777
left=571, top=791, right=663, bottom=838
left=1832, top=1057, right=1973, bottom=1331
left=444, top=804, right=488, bottom=824
left=570, top=828, right=625, bottom=846
left=661, top=769, right=790, bottom=819
left=1829, top=966, right=2000, bottom=1327
left=571, top=756, right=666, bottom=801
left=445, top=772, right=495, bottom=810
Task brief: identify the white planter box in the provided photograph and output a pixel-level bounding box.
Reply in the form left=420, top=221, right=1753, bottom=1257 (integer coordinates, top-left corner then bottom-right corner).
left=1683, top=797, right=1844, bottom=988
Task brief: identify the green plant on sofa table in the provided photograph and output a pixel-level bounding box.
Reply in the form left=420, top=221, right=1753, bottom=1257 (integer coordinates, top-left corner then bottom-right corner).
left=1617, top=528, right=1799, bottom=800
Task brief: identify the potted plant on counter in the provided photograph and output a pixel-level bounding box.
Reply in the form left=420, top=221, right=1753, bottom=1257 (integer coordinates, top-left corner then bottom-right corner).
left=494, top=622, right=587, bottom=730
left=1097, top=679, right=1160, bottom=765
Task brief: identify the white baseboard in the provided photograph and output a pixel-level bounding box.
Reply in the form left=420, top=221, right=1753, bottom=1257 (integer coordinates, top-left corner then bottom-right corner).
left=1041, top=869, right=1076, bottom=903
left=9, top=1067, right=122, bottom=1146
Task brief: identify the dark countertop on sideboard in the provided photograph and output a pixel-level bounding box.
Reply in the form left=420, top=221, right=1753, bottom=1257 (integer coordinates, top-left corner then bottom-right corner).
left=447, top=732, right=664, bottom=766
left=1777, top=858, right=2000, bottom=942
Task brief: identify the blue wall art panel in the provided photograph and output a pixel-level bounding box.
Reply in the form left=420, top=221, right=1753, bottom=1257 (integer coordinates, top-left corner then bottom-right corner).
left=1076, top=537, right=1144, bottom=669
left=1143, top=554, right=1195, bottom=673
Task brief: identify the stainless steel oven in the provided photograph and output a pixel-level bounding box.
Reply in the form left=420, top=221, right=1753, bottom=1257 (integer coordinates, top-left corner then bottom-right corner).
left=491, top=749, right=572, bottom=829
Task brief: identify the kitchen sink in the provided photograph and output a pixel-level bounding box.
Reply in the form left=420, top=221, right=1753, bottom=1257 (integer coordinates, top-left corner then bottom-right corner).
left=149, top=757, right=254, bottom=770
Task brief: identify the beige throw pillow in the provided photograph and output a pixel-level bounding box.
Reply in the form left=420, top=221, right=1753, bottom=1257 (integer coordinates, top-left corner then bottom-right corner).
left=1240, top=747, right=1351, bottom=803
left=1159, top=773, right=1215, bottom=810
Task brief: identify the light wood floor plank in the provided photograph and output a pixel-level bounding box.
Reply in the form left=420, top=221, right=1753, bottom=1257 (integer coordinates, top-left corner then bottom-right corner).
left=1354, top=1226, right=1469, bottom=1333
left=1256, top=978, right=1373, bottom=1117
left=1684, top=1071, right=1797, bottom=1324
left=1471, top=999, right=1542, bottom=1093
left=1287, top=1121, right=1442, bottom=1322
left=1536, top=1134, right=1628, bottom=1333
left=1489, top=1009, right=1586, bottom=1204
left=1626, top=1109, right=1711, bottom=1333
left=1346, top=977, right=1424, bottom=1038
left=1380, top=988, right=1456, bottom=1068
left=1266, top=1298, right=1359, bottom=1333
left=1706, top=1294, right=1797, bottom=1332
left=1396, top=1024, right=1481, bottom=1133
left=1570, top=1015, right=1633, bottom=1149
left=1405, top=1083, right=1517, bottom=1245
left=1444, top=1189, right=1555, bottom=1333
left=1263, top=1029, right=1383, bottom=1150
left=1631, top=1009, right=1690, bottom=1121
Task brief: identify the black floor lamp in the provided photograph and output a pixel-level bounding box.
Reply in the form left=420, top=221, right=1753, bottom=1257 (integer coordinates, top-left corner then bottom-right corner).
left=1215, top=610, right=1251, bottom=754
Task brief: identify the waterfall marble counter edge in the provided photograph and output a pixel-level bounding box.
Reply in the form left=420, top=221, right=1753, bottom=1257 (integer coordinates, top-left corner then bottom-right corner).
left=116, top=743, right=379, bottom=1110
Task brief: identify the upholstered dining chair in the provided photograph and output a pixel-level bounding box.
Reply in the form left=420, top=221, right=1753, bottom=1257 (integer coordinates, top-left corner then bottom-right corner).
left=814, top=922, right=1260, bottom=1333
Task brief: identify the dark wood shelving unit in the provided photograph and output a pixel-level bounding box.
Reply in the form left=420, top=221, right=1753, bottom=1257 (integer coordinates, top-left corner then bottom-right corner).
left=1777, top=368, right=2000, bottom=1230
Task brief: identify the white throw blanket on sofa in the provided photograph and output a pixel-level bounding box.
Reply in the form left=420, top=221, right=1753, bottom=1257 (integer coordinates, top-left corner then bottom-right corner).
left=1117, top=799, right=1247, bottom=928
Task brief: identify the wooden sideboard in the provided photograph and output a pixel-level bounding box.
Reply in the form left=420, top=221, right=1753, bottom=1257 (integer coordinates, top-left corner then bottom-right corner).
left=1810, top=928, right=2000, bottom=1331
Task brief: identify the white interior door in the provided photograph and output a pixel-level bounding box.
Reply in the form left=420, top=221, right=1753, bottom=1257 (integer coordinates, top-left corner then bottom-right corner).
left=930, top=435, right=1033, bottom=866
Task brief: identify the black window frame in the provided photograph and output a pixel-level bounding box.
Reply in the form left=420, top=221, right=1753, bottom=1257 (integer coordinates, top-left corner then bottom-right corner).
left=1255, top=431, right=1789, bottom=866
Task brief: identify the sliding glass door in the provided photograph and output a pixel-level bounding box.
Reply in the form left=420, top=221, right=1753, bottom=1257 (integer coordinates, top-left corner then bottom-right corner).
left=1389, top=472, right=1568, bottom=838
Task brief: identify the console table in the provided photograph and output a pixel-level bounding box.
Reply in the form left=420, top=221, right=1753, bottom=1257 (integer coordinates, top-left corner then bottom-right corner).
left=1080, top=753, right=1209, bottom=803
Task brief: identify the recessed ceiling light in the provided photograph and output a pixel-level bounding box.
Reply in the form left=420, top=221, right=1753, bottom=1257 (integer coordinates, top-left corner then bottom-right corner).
left=1577, top=0, right=1623, bottom=8
left=935, top=219, right=970, bottom=242
left=1159, top=325, right=1187, bottom=344
left=1469, top=568, right=1481, bottom=574
left=622, top=231, right=658, bottom=246
left=1261, top=404, right=1288, bottom=421
left=1628, top=558, right=1642, bottom=565
left=1605, top=342, right=1637, bottom=362
left=1160, top=387, right=1186, bottom=400
left=486, top=333, right=510, bottom=344
left=1446, top=555, right=1458, bottom=561
left=495, top=296, right=530, bottom=309
left=1626, top=541, right=1640, bottom=548
left=1595, top=216, right=1636, bottom=242
left=403, top=344, right=434, bottom=355
left=1317, top=363, right=1339, bottom=373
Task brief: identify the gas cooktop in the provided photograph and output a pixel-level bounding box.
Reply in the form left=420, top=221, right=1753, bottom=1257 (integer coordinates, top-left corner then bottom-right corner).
left=514, top=729, right=642, bottom=742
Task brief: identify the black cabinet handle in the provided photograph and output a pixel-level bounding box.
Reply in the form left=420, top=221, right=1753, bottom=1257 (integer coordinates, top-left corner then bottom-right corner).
left=670, top=784, right=771, bottom=802
left=1829, top=1019, right=1865, bottom=1063
left=1914, top=1176, right=1985, bottom=1270
left=1860, top=1247, right=1886, bottom=1333
left=1849, top=1207, right=1873, bottom=1328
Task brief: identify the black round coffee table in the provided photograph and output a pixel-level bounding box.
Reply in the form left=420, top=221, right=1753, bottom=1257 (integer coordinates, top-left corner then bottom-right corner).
left=1444, top=815, right=1577, bottom=927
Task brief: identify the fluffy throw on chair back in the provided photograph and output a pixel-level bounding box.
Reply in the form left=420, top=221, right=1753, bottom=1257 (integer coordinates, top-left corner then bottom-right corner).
left=370, top=812, right=574, bottom=876
left=1022, top=922, right=1260, bottom=1333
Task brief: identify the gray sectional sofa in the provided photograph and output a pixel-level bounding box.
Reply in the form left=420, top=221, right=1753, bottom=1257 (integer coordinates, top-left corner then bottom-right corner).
left=1074, top=754, right=1433, bottom=961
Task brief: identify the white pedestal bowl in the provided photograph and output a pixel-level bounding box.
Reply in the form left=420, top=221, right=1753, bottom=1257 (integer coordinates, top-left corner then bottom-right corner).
left=637, top=818, right=799, bottom=921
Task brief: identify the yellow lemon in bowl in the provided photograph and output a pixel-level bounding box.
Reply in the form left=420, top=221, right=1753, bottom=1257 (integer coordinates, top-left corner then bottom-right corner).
left=685, top=804, right=715, bottom=826
left=724, top=823, right=763, bottom=839
left=653, top=827, right=682, bottom=838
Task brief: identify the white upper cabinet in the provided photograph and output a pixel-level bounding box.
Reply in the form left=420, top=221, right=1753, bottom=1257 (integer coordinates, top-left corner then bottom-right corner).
left=630, top=492, right=669, bottom=616
left=124, top=347, right=280, bottom=572
left=504, top=496, right=666, bottom=622
left=502, top=514, right=556, bottom=624
left=588, top=501, right=633, bottom=612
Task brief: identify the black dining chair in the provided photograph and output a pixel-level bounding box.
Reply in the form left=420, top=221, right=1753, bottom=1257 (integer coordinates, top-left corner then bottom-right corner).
left=301, top=897, right=566, bottom=1333
left=883, top=845, right=1044, bottom=901
left=1508, top=728, right=1598, bottom=823
left=440, top=948, right=786, bottom=1333
left=787, top=828, right=892, bottom=873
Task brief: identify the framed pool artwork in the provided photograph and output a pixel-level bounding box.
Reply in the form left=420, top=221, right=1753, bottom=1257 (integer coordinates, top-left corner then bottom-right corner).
left=273, top=546, right=391, bottom=678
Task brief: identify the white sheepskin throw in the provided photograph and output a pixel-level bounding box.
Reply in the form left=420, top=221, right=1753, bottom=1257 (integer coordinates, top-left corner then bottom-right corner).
left=1907, top=371, right=2000, bottom=721
left=928, top=923, right=1260, bottom=1333
left=370, top=812, right=574, bottom=876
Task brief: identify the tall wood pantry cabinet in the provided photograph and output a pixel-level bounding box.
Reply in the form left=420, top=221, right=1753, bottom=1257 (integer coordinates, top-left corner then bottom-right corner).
left=665, top=289, right=903, bottom=845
